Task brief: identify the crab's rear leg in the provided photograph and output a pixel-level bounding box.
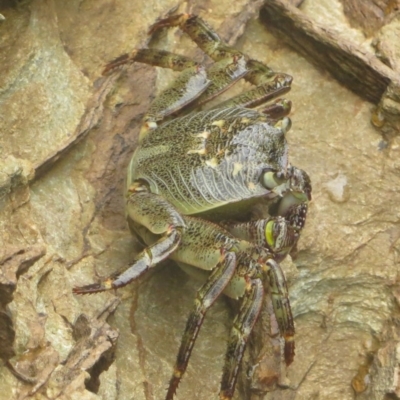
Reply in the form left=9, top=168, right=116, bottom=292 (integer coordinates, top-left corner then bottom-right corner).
left=104, top=47, right=252, bottom=137
left=149, top=14, right=293, bottom=113
left=73, top=186, right=185, bottom=294
left=141, top=54, right=250, bottom=129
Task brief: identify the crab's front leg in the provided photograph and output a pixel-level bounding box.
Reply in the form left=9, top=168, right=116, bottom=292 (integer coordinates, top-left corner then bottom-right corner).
left=220, top=276, right=264, bottom=399
left=137, top=219, right=240, bottom=400
left=73, top=183, right=185, bottom=294
left=166, top=249, right=238, bottom=400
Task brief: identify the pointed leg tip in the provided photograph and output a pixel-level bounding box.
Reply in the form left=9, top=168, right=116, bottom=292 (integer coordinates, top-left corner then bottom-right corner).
left=165, top=374, right=182, bottom=400
left=284, top=340, right=295, bottom=366
left=72, top=283, right=107, bottom=295
left=219, top=390, right=233, bottom=400
left=102, top=54, right=130, bottom=75
left=148, top=13, right=191, bottom=35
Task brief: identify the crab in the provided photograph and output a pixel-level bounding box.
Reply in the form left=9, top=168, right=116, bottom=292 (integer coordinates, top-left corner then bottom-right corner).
left=73, top=14, right=312, bottom=400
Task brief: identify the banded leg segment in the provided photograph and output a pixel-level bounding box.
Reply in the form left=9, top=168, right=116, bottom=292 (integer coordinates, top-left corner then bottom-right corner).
left=265, top=259, right=295, bottom=366
left=149, top=14, right=243, bottom=61
left=220, top=278, right=264, bottom=400
left=215, top=78, right=292, bottom=110
left=103, top=49, right=199, bottom=74
left=166, top=251, right=237, bottom=400
left=73, top=188, right=186, bottom=294
left=104, top=47, right=253, bottom=139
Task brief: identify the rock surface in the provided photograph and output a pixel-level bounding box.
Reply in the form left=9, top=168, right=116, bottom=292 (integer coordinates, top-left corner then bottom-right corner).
left=1, top=0, right=400, bottom=399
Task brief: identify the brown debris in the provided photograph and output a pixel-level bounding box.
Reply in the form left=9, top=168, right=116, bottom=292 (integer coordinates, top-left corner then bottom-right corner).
left=0, top=246, right=46, bottom=307
left=338, top=0, right=400, bottom=36
left=262, top=0, right=400, bottom=137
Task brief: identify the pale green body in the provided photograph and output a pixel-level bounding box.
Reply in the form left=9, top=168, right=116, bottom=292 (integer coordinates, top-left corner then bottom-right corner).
left=128, top=106, right=290, bottom=298
left=128, top=107, right=288, bottom=219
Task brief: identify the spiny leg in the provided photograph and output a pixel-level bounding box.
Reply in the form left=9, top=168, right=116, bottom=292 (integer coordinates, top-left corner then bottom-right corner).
left=145, top=55, right=250, bottom=125
left=103, top=47, right=252, bottom=139
left=103, top=49, right=200, bottom=74
left=149, top=14, right=243, bottom=61
left=149, top=14, right=293, bottom=87
left=265, top=259, right=295, bottom=365
left=73, top=187, right=185, bottom=294
left=148, top=14, right=293, bottom=115
left=220, top=278, right=264, bottom=400
left=166, top=250, right=237, bottom=400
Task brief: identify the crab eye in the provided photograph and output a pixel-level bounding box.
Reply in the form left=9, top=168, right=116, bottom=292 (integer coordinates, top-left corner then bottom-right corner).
left=261, top=170, right=286, bottom=190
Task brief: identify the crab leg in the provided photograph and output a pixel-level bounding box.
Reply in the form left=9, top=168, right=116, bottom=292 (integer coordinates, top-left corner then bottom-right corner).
left=73, top=189, right=186, bottom=294
left=105, top=48, right=250, bottom=107
left=149, top=14, right=243, bottom=61
left=166, top=250, right=237, bottom=400
left=149, top=14, right=293, bottom=87
left=220, top=278, right=264, bottom=399
left=104, top=49, right=253, bottom=140
left=265, top=259, right=295, bottom=365
left=147, top=14, right=294, bottom=114
left=214, top=78, right=292, bottom=110
left=261, top=98, right=292, bottom=119
left=143, top=56, right=250, bottom=126
left=103, top=49, right=200, bottom=74
left=106, top=53, right=251, bottom=138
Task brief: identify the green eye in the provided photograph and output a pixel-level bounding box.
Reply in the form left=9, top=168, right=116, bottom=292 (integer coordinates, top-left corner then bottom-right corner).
left=262, top=172, right=277, bottom=189
left=262, top=171, right=285, bottom=190
left=265, top=221, right=275, bottom=248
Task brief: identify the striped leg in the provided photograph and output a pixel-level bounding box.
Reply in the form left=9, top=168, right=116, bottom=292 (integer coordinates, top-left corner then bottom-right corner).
left=149, top=14, right=293, bottom=109
left=73, top=187, right=185, bottom=294
left=265, top=259, right=295, bottom=366
left=220, top=278, right=264, bottom=399
left=166, top=250, right=237, bottom=400
left=103, top=47, right=251, bottom=139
